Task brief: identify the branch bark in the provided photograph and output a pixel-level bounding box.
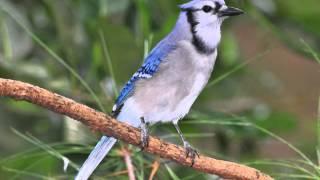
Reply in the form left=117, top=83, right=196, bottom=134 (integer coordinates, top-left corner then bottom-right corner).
left=0, top=78, right=273, bottom=180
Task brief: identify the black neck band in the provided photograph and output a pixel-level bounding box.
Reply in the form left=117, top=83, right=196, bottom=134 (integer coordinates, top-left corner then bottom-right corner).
left=185, top=10, right=216, bottom=55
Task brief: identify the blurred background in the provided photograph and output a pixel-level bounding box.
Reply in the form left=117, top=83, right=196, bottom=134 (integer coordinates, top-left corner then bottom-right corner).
left=0, top=0, right=319, bottom=179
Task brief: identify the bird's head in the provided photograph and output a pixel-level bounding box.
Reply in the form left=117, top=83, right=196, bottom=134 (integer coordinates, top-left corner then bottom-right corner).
left=180, top=0, right=243, bottom=26
left=178, top=0, right=243, bottom=53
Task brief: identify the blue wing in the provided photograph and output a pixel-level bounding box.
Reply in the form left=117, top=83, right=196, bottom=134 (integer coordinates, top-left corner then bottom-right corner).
left=112, top=40, right=176, bottom=116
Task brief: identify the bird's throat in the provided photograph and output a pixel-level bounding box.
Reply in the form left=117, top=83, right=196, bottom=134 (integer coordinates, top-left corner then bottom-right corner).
left=185, top=11, right=220, bottom=55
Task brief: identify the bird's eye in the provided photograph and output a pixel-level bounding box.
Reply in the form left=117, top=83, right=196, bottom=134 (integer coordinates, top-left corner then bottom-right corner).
left=202, top=5, right=213, bottom=13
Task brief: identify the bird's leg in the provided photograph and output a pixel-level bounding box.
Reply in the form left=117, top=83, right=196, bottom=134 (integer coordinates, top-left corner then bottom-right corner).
left=173, top=122, right=199, bottom=166
left=140, top=117, right=150, bottom=149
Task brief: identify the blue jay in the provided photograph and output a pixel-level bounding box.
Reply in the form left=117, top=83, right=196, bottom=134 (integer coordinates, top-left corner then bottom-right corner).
left=76, top=0, right=243, bottom=179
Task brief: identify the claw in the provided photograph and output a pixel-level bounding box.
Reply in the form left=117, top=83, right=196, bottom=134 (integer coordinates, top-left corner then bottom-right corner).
left=141, top=127, right=149, bottom=149
left=140, top=117, right=149, bottom=150
left=184, top=142, right=199, bottom=167
left=173, top=122, right=200, bottom=166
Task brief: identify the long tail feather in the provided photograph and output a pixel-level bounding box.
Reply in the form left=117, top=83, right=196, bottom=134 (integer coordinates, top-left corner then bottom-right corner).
left=75, top=136, right=117, bottom=180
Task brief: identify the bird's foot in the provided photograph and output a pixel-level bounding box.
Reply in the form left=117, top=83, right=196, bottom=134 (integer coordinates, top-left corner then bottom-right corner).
left=184, top=141, right=199, bottom=167
left=140, top=117, right=150, bottom=150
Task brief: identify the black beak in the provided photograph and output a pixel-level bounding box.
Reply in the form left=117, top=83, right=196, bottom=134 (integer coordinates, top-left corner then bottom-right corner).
left=218, top=7, right=244, bottom=17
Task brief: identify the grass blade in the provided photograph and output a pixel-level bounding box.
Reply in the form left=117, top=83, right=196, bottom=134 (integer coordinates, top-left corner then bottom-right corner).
left=11, top=128, right=79, bottom=171
left=143, top=34, right=153, bottom=60
left=317, top=97, right=320, bottom=166
left=252, top=123, right=315, bottom=169
left=224, top=113, right=317, bottom=171
left=272, top=173, right=316, bottom=179
left=206, top=49, right=270, bottom=88
left=99, top=29, right=118, bottom=97
left=0, top=5, right=106, bottom=112
left=0, top=14, right=12, bottom=60
left=183, top=119, right=251, bottom=127
left=165, top=164, right=180, bottom=180
left=7, top=157, right=48, bottom=180
left=2, top=167, right=52, bottom=180
left=185, top=113, right=319, bottom=173
left=300, top=39, right=320, bottom=64
left=247, top=160, right=317, bottom=178
left=161, top=133, right=215, bottom=139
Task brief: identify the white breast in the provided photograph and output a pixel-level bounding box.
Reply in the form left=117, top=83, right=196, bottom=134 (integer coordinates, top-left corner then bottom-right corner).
left=166, top=73, right=207, bottom=123
left=161, top=50, right=218, bottom=123
left=118, top=42, right=218, bottom=125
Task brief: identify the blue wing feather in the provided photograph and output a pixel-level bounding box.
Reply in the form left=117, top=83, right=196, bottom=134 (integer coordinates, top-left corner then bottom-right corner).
left=113, top=40, right=175, bottom=113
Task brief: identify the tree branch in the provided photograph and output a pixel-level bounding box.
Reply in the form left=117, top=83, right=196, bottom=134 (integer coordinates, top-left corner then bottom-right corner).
left=0, top=78, right=273, bottom=180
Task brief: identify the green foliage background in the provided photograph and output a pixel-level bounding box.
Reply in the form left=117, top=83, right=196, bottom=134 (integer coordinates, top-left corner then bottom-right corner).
left=0, top=0, right=319, bottom=179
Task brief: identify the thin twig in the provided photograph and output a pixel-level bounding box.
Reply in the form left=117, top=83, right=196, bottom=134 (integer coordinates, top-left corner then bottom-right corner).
left=106, top=170, right=129, bottom=177
left=118, top=147, right=136, bottom=180
left=149, top=159, right=160, bottom=180
left=0, top=78, right=273, bottom=180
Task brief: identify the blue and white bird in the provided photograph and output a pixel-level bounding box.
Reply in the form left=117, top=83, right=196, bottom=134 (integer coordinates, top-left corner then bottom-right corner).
left=76, top=0, right=243, bottom=179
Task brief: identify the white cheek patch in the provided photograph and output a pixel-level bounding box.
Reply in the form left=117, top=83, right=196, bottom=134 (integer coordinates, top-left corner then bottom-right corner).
left=194, top=16, right=221, bottom=49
